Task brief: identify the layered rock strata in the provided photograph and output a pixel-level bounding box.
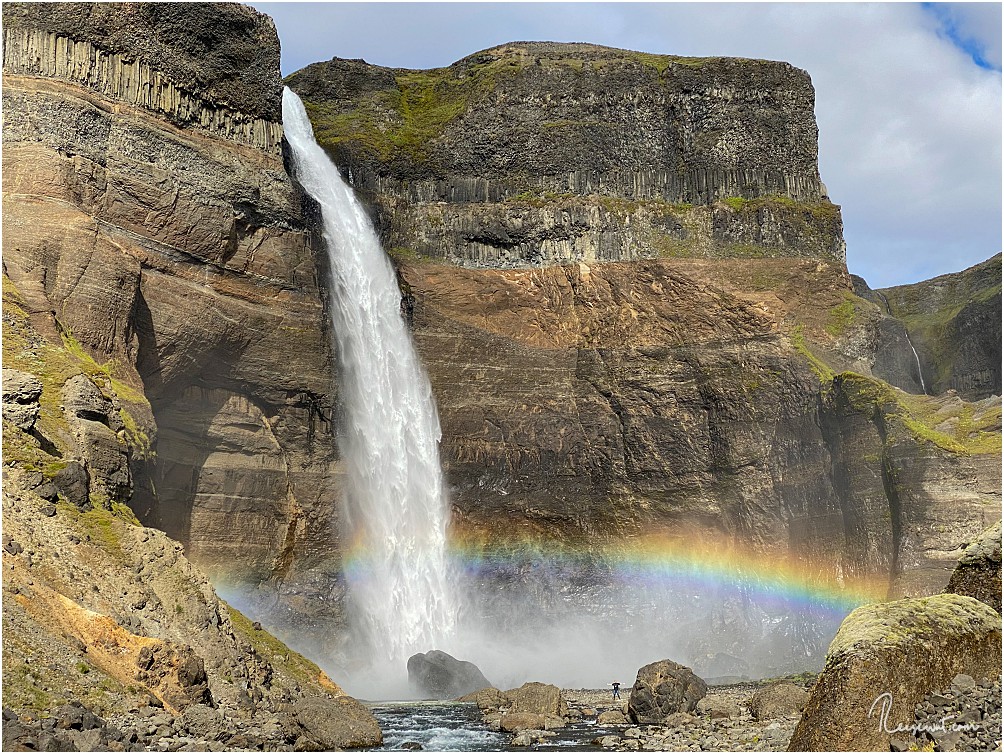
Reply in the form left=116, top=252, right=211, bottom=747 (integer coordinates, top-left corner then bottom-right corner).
left=290, top=45, right=999, bottom=666
left=289, top=42, right=845, bottom=268
left=396, top=256, right=1001, bottom=601
left=2, top=2, right=340, bottom=596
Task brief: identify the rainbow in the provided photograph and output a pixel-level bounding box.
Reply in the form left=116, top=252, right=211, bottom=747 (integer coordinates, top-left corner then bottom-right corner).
left=342, top=527, right=889, bottom=616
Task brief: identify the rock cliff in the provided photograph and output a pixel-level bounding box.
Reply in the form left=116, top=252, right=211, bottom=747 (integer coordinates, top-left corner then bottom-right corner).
left=397, top=256, right=1000, bottom=601
left=2, top=274, right=379, bottom=748
left=289, top=43, right=844, bottom=268
left=2, top=1, right=340, bottom=599
left=1, top=2, right=381, bottom=743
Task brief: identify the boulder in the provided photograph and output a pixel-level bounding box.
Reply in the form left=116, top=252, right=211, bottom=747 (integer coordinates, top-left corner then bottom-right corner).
left=293, top=695, right=383, bottom=749
left=627, top=660, right=707, bottom=724
left=788, top=593, right=1002, bottom=751
left=597, top=710, right=628, bottom=725
left=663, top=711, right=695, bottom=728
left=946, top=520, right=1002, bottom=613
left=179, top=704, right=225, bottom=740
left=542, top=715, right=565, bottom=730
left=60, top=377, right=132, bottom=501
left=500, top=712, right=545, bottom=732
left=135, top=643, right=211, bottom=710
left=748, top=683, right=809, bottom=720
left=696, top=696, right=742, bottom=719
left=52, top=461, right=89, bottom=508
left=504, top=682, right=568, bottom=717
left=61, top=374, right=116, bottom=425
left=1, top=368, right=42, bottom=431
left=458, top=686, right=506, bottom=713
left=511, top=729, right=555, bottom=746
left=2, top=368, right=43, bottom=405
left=407, top=650, right=493, bottom=699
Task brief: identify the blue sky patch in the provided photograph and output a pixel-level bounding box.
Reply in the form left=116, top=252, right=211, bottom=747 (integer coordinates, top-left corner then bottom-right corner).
left=922, top=2, right=1002, bottom=71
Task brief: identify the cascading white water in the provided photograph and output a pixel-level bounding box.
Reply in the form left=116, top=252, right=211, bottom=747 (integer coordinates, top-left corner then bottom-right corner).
left=281, top=88, right=458, bottom=694
left=907, top=337, right=927, bottom=394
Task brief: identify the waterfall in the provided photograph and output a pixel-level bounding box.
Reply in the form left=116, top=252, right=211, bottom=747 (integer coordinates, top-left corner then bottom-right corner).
left=281, top=88, right=458, bottom=693
left=907, top=336, right=927, bottom=395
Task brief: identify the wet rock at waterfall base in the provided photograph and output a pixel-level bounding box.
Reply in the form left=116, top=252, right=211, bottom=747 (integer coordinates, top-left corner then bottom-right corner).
left=407, top=649, right=493, bottom=699
left=503, top=682, right=569, bottom=717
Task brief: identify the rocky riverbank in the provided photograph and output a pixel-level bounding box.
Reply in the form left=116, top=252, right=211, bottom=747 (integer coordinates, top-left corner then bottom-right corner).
left=563, top=684, right=804, bottom=752
left=460, top=678, right=811, bottom=752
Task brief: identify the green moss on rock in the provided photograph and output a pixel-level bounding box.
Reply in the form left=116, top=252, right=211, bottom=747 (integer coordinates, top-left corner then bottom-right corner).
left=791, top=592, right=1001, bottom=751
left=835, top=372, right=1001, bottom=456
left=225, top=605, right=340, bottom=693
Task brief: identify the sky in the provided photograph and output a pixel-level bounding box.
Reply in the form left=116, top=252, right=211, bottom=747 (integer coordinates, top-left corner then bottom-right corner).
left=251, top=1, right=1003, bottom=289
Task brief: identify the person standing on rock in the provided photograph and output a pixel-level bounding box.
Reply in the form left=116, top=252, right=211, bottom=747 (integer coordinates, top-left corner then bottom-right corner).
left=611, top=681, right=621, bottom=700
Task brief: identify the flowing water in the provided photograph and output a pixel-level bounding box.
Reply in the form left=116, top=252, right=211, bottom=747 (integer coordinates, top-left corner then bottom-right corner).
left=282, top=88, right=458, bottom=697
left=907, top=337, right=928, bottom=394
left=368, top=703, right=506, bottom=751
left=365, top=702, right=625, bottom=751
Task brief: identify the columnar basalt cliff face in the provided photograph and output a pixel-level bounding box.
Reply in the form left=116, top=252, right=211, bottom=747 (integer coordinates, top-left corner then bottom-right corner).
left=2, top=2, right=338, bottom=598
left=289, top=43, right=845, bottom=268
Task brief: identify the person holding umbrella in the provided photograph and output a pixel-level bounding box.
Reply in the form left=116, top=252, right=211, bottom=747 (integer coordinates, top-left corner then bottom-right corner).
left=611, top=681, right=622, bottom=700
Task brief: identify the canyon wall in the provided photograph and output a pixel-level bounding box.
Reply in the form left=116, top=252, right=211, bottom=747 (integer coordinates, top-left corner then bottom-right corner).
left=3, top=4, right=998, bottom=687
left=1, top=3, right=387, bottom=740
left=2, top=1, right=340, bottom=616
left=290, top=42, right=1001, bottom=651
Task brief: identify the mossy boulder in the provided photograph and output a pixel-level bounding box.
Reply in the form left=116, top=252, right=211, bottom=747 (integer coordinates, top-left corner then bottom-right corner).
left=946, top=520, right=1002, bottom=614
left=788, top=593, right=1002, bottom=751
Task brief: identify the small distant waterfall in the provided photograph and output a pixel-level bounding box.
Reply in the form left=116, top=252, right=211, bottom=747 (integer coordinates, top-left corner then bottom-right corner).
left=907, top=336, right=927, bottom=395
left=281, top=88, right=458, bottom=692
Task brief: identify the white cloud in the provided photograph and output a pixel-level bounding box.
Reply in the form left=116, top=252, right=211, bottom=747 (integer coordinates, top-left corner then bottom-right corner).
left=253, top=2, right=1002, bottom=288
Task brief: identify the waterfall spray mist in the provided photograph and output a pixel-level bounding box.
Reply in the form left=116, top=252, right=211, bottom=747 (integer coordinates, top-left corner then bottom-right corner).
left=281, top=88, right=458, bottom=697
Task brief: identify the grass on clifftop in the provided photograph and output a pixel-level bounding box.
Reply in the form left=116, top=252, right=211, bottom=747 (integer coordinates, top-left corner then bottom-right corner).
left=303, top=55, right=522, bottom=162
left=300, top=46, right=773, bottom=164
left=837, top=372, right=1001, bottom=456
left=720, top=195, right=841, bottom=224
